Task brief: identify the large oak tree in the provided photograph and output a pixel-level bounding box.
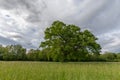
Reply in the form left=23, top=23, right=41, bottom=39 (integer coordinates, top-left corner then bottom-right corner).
left=40, top=21, right=101, bottom=61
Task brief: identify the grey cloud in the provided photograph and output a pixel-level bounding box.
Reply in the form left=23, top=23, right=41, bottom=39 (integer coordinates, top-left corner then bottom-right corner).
left=0, top=36, right=18, bottom=45
left=0, top=0, right=47, bottom=23
left=98, top=30, right=120, bottom=52
left=82, top=0, right=120, bottom=35
left=0, top=34, right=36, bottom=49
left=0, top=0, right=120, bottom=52
left=0, top=0, right=46, bottom=49
left=62, top=0, right=114, bottom=30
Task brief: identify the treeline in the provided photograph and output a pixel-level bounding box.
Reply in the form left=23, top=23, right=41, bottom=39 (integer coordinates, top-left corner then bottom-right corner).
left=0, top=21, right=119, bottom=62
left=0, top=44, right=120, bottom=62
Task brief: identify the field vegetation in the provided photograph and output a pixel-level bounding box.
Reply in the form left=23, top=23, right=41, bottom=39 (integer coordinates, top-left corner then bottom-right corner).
left=0, top=62, right=120, bottom=80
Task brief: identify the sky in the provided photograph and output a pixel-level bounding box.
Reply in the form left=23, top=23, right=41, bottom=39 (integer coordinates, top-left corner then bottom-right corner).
left=0, top=0, right=120, bottom=52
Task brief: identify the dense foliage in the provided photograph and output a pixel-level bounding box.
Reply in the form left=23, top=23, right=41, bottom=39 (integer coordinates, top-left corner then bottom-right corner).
left=0, top=44, right=120, bottom=61
left=40, top=21, right=101, bottom=61
left=0, top=21, right=119, bottom=62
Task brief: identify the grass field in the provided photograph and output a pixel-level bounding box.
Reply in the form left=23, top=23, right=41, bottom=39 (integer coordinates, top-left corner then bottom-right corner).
left=0, top=62, right=120, bottom=80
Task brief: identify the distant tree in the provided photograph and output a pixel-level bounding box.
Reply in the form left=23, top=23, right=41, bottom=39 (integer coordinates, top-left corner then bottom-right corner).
left=116, top=53, right=120, bottom=59
left=3, top=45, right=14, bottom=60
left=14, top=45, right=26, bottom=60
left=99, top=52, right=117, bottom=61
left=39, top=48, right=51, bottom=61
left=27, top=49, right=40, bottom=61
left=0, top=45, right=6, bottom=60
left=113, top=53, right=120, bottom=61
left=3, top=44, right=26, bottom=61
left=40, top=21, right=101, bottom=62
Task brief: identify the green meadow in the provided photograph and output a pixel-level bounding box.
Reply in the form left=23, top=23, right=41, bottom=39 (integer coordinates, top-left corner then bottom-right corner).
left=0, top=62, right=120, bottom=80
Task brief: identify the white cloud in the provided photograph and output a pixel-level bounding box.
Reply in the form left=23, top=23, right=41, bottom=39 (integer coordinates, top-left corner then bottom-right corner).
left=98, top=30, right=120, bottom=52
left=0, top=0, right=120, bottom=52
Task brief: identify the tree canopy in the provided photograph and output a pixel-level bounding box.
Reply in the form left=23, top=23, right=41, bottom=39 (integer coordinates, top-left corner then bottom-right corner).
left=40, top=21, right=101, bottom=61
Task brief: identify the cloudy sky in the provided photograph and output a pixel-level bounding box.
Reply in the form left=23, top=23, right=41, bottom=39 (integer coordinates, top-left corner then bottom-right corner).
left=0, top=0, right=120, bottom=52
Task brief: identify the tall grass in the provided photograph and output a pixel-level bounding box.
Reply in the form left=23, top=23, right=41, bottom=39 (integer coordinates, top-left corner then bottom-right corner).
left=0, top=62, right=120, bottom=80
